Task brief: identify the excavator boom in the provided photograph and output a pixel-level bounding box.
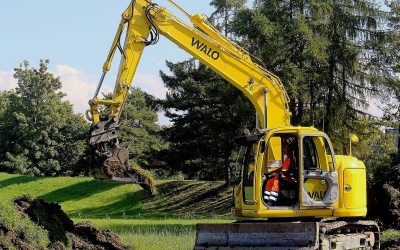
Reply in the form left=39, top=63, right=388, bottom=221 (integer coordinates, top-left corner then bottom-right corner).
left=87, top=0, right=291, bottom=191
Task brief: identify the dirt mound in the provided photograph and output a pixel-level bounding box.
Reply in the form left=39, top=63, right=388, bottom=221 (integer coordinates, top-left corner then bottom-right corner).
left=0, top=224, right=38, bottom=250
left=0, top=198, right=49, bottom=250
left=381, top=183, right=400, bottom=227
left=12, top=196, right=130, bottom=250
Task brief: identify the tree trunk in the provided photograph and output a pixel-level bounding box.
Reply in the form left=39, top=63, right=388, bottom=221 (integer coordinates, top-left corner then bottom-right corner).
left=223, top=143, right=232, bottom=188
left=297, top=97, right=304, bottom=125
left=342, top=66, right=347, bottom=155
left=224, top=163, right=231, bottom=187
left=224, top=158, right=231, bottom=188
left=290, top=97, right=300, bottom=125
left=326, top=62, right=335, bottom=134
left=310, top=84, right=315, bottom=126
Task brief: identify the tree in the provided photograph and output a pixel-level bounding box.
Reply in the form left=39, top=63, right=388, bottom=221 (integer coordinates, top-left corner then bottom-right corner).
left=231, top=0, right=330, bottom=126
left=0, top=60, right=88, bottom=176
left=158, top=60, right=254, bottom=185
left=113, top=87, right=167, bottom=168
left=379, top=0, right=400, bottom=158
left=230, top=0, right=386, bottom=154
left=210, top=0, right=246, bottom=36
left=351, top=119, right=396, bottom=176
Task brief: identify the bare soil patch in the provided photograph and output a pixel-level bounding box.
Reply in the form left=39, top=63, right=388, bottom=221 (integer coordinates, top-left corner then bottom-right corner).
left=11, top=197, right=131, bottom=250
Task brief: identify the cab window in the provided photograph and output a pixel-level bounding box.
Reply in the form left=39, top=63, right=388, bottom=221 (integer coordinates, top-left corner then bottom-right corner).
left=303, top=137, right=319, bottom=170
left=302, top=136, right=334, bottom=172
left=264, top=136, right=282, bottom=172
left=261, top=133, right=299, bottom=207
left=242, top=144, right=256, bottom=204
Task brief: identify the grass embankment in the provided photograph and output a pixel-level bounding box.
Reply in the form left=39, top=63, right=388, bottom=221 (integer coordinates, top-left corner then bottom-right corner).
left=0, top=173, right=234, bottom=250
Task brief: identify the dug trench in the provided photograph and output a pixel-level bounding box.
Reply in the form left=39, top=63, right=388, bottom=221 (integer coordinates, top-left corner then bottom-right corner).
left=4, top=196, right=131, bottom=250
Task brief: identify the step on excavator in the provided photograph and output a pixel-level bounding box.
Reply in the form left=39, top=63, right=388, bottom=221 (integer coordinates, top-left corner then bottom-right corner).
left=86, top=0, right=380, bottom=248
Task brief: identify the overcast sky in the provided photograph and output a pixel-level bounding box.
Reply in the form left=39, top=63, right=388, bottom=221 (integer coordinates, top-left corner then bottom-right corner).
left=0, top=0, right=383, bottom=124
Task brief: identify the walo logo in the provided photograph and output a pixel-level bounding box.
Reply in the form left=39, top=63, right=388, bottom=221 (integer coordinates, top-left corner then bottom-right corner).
left=307, top=191, right=327, bottom=201
left=191, top=38, right=220, bottom=60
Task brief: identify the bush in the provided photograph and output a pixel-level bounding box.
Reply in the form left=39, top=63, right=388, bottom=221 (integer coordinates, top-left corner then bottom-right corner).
left=368, top=163, right=400, bottom=229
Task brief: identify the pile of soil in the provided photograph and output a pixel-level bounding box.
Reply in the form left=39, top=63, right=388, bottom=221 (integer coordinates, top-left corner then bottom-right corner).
left=12, top=197, right=130, bottom=250
left=0, top=224, right=39, bottom=250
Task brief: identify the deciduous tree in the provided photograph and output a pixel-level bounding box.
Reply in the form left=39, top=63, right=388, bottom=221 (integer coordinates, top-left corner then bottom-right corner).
left=0, top=60, right=88, bottom=176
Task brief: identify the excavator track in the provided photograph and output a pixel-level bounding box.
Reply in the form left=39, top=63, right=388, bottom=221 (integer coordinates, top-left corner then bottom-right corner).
left=319, top=220, right=380, bottom=250
left=194, top=219, right=379, bottom=249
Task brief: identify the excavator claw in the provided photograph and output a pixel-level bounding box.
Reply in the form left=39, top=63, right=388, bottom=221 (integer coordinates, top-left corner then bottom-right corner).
left=88, top=119, right=156, bottom=194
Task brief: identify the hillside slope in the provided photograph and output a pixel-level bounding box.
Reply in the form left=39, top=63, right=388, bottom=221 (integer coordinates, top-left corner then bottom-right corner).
left=0, top=173, right=233, bottom=219
left=0, top=173, right=235, bottom=250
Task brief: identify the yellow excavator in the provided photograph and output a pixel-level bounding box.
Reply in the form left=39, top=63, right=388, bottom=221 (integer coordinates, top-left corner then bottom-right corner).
left=86, top=0, right=380, bottom=248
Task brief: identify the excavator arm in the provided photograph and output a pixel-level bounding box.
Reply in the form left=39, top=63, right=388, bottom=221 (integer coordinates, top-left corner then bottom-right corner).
left=87, top=0, right=291, bottom=189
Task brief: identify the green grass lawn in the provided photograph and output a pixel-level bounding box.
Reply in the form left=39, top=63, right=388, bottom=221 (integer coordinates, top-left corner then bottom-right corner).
left=0, top=172, right=234, bottom=250
left=381, top=229, right=400, bottom=248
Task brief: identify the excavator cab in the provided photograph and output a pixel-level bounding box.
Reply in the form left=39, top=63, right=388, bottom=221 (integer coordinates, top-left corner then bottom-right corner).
left=234, top=127, right=339, bottom=216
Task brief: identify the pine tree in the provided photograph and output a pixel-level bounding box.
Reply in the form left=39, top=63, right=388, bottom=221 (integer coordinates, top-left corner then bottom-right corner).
left=231, top=0, right=331, bottom=126
left=379, top=0, right=400, bottom=158
left=117, top=87, right=167, bottom=168
left=321, top=0, right=384, bottom=153
left=231, top=0, right=386, bottom=153
left=159, top=60, right=253, bottom=185
left=210, top=0, right=246, bottom=36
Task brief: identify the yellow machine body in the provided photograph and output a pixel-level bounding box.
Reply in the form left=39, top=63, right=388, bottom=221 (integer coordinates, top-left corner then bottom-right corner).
left=234, top=127, right=367, bottom=219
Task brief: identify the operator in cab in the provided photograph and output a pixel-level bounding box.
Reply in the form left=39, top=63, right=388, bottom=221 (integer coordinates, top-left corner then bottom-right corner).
left=263, top=135, right=298, bottom=206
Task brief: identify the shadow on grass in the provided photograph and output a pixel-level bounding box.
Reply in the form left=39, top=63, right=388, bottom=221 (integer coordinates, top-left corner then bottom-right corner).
left=103, top=223, right=196, bottom=236
left=68, top=190, right=147, bottom=218
left=39, top=180, right=120, bottom=203
left=0, top=175, right=42, bottom=189
left=144, top=181, right=233, bottom=215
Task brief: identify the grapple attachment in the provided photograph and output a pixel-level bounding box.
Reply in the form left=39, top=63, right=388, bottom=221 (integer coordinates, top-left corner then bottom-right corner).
left=88, top=119, right=156, bottom=194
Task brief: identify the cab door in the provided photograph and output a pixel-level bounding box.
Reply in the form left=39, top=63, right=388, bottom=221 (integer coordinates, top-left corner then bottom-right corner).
left=240, top=140, right=265, bottom=208
left=301, top=135, right=338, bottom=207
left=242, top=143, right=257, bottom=205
